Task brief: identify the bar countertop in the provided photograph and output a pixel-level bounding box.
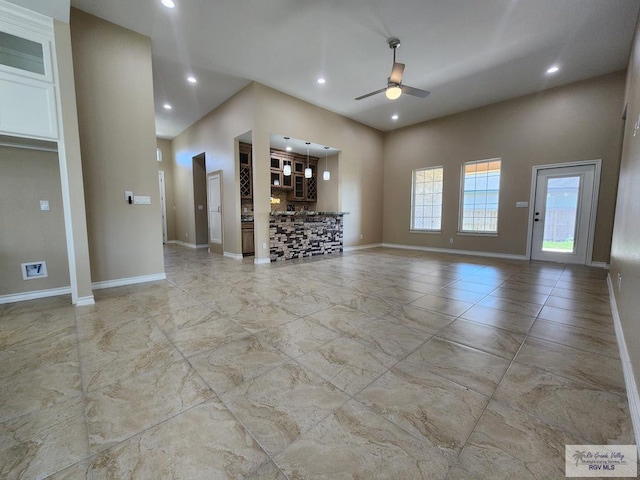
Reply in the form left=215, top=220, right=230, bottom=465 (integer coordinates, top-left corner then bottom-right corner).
left=269, top=211, right=349, bottom=217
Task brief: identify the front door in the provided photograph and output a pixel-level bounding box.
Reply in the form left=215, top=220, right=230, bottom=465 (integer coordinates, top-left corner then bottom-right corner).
left=207, top=171, right=223, bottom=254
left=531, top=164, right=596, bottom=264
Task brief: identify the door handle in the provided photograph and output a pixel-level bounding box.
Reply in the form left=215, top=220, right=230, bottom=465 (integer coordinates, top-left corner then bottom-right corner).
left=534, top=218, right=539, bottom=222
left=217, top=206, right=221, bottom=213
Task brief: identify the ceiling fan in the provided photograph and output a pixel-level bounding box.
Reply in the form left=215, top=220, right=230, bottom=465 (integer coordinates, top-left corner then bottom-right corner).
left=355, top=38, right=430, bottom=101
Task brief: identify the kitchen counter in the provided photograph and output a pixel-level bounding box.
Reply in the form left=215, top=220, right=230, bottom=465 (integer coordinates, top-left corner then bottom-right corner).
left=269, top=211, right=348, bottom=216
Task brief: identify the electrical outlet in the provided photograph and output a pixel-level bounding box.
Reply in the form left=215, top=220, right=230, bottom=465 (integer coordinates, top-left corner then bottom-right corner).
left=185, top=232, right=188, bottom=238
left=262, top=242, right=267, bottom=250
left=360, top=234, right=363, bottom=240
left=617, top=273, right=622, bottom=292
left=449, top=238, right=454, bottom=244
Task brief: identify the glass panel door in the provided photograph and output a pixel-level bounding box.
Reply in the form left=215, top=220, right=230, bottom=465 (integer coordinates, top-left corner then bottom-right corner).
left=542, top=176, right=580, bottom=253
left=531, top=164, right=596, bottom=264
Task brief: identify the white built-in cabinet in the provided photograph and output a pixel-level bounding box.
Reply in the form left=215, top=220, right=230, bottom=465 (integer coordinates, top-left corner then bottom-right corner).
left=0, top=7, right=58, bottom=139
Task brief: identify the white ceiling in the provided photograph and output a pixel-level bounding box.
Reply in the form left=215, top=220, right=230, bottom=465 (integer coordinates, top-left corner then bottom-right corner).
left=68, top=0, right=640, bottom=139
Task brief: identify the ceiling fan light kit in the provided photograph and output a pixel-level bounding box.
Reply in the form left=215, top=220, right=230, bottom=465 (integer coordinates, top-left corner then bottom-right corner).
left=355, top=38, right=430, bottom=102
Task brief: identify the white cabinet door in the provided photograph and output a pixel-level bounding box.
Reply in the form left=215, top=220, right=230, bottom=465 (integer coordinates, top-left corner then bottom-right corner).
left=0, top=74, right=58, bottom=139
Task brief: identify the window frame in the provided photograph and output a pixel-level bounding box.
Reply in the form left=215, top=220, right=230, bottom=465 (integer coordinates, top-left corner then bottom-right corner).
left=410, top=165, right=444, bottom=233
left=458, top=158, right=502, bottom=235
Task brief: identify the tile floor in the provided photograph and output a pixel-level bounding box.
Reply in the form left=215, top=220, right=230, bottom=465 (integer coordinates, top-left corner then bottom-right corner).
left=0, top=245, right=634, bottom=479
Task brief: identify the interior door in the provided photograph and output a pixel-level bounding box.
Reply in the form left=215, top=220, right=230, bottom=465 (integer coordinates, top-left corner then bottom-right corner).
left=531, top=164, right=596, bottom=264
left=207, top=172, right=223, bottom=254
left=158, top=170, right=167, bottom=243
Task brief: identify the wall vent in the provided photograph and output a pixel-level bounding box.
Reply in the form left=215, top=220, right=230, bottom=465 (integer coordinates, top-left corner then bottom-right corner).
left=21, top=261, right=47, bottom=280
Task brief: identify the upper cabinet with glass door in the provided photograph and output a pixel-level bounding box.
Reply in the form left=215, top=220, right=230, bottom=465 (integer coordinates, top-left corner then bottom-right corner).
left=0, top=5, right=58, bottom=140
left=0, top=28, right=53, bottom=82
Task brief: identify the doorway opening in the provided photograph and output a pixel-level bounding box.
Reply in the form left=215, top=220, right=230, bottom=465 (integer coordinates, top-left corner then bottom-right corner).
left=192, top=154, right=209, bottom=248
left=528, top=160, right=601, bottom=264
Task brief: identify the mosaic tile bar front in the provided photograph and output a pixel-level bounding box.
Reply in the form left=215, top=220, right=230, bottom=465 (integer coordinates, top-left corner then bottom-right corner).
left=269, top=212, right=346, bottom=262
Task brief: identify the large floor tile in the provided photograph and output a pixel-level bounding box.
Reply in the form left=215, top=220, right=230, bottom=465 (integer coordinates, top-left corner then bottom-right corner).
left=528, top=319, right=619, bottom=358
left=515, top=337, right=625, bottom=393
left=220, top=362, right=349, bottom=455
left=151, top=303, right=221, bottom=333
left=188, top=335, right=290, bottom=394
left=385, top=305, right=456, bottom=333
left=0, top=396, right=89, bottom=480
left=275, top=400, right=452, bottom=479
left=478, top=295, right=543, bottom=317
left=296, top=336, right=396, bottom=395
left=403, top=337, right=511, bottom=396
left=494, top=363, right=634, bottom=445
left=448, top=400, right=585, bottom=480
left=86, top=360, right=214, bottom=452
left=166, top=316, right=251, bottom=357
left=89, top=399, right=268, bottom=479
left=436, top=318, right=525, bottom=360
left=410, top=294, right=474, bottom=317
left=537, top=305, right=615, bottom=333
left=231, top=304, right=299, bottom=333
left=257, top=317, right=339, bottom=358
left=460, top=305, right=536, bottom=333
left=77, top=317, right=184, bottom=392
left=356, top=366, right=488, bottom=461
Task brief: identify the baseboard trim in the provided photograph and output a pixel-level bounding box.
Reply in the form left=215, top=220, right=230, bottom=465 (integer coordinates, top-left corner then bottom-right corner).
left=589, top=261, right=610, bottom=269
left=92, top=273, right=167, bottom=290
left=381, top=243, right=528, bottom=260
left=172, top=241, right=208, bottom=249
left=223, top=252, right=243, bottom=260
left=254, top=257, right=271, bottom=265
left=75, top=295, right=95, bottom=306
left=343, top=243, right=383, bottom=252
left=0, top=286, right=71, bottom=304
left=607, top=274, right=640, bottom=455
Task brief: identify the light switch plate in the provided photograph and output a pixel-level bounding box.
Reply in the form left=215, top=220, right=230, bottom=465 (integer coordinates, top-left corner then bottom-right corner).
left=39, top=200, right=50, bottom=211
left=134, top=196, right=151, bottom=205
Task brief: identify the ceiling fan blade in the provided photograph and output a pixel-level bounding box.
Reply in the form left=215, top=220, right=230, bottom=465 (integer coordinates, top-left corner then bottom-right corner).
left=355, top=87, right=386, bottom=100
left=401, top=85, right=431, bottom=98
left=389, top=62, right=405, bottom=84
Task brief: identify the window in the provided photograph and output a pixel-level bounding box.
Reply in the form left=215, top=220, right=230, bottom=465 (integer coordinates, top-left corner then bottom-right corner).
left=411, top=166, right=443, bottom=231
left=460, top=158, right=501, bottom=233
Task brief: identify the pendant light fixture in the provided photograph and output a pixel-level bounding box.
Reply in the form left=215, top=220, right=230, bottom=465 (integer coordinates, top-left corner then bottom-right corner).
left=323, top=146, right=330, bottom=181
left=283, top=137, right=292, bottom=176
left=304, top=142, right=312, bottom=178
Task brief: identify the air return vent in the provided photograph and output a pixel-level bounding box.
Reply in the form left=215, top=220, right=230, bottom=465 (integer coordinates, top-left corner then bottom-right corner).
left=21, top=261, right=47, bottom=280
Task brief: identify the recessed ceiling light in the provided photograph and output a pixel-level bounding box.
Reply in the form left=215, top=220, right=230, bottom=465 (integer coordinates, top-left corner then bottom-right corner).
left=163, top=103, right=172, bottom=110
left=187, top=76, right=197, bottom=84
left=317, top=78, right=326, bottom=85
left=391, top=114, right=399, bottom=120
left=546, top=65, right=560, bottom=75
left=286, top=146, right=292, bottom=151
left=161, top=0, right=175, bottom=8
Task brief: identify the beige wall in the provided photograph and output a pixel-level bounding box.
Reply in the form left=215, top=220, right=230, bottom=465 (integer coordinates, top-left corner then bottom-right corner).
left=172, top=83, right=256, bottom=254
left=315, top=153, right=340, bottom=212
left=0, top=146, right=70, bottom=295
left=70, top=9, right=164, bottom=282
left=171, top=82, right=387, bottom=260
left=156, top=138, right=176, bottom=241
left=253, top=83, right=384, bottom=255
left=382, top=72, right=625, bottom=262
left=610, top=14, right=640, bottom=412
